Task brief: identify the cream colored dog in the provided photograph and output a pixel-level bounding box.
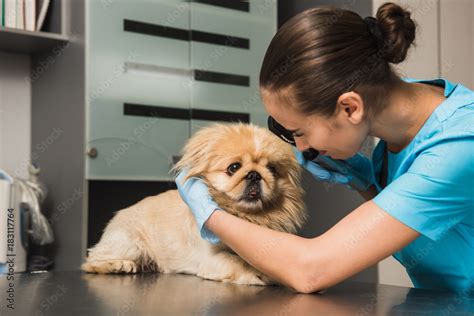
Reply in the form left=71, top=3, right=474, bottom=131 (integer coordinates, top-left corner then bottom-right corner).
left=81, top=123, right=306, bottom=285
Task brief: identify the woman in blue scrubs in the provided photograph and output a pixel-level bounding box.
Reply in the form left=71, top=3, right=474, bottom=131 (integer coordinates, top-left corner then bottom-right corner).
left=175, top=3, right=473, bottom=293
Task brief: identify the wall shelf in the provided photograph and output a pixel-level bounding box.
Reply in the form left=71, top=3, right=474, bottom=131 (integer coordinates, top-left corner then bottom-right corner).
left=0, top=27, right=69, bottom=54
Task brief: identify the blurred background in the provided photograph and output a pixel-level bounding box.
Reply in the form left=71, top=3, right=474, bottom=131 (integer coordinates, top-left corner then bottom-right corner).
left=0, top=0, right=472, bottom=288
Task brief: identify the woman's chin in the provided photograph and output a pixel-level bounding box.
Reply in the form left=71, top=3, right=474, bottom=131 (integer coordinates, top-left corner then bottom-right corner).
left=324, top=151, right=338, bottom=159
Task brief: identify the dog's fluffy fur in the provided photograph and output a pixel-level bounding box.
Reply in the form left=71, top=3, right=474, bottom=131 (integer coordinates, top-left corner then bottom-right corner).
left=81, top=123, right=306, bottom=285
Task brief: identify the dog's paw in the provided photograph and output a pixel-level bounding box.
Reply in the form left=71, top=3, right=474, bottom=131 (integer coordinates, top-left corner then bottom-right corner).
left=256, top=273, right=278, bottom=286
left=228, top=271, right=270, bottom=286
left=81, top=259, right=138, bottom=274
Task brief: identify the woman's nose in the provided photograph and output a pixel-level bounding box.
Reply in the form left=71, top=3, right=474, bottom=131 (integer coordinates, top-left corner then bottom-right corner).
left=294, top=137, right=310, bottom=152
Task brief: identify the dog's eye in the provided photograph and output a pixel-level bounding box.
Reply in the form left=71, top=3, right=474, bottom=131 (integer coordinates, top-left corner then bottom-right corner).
left=267, top=164, right=278, bottom=177
left=227, top=162, right=241, bottom=175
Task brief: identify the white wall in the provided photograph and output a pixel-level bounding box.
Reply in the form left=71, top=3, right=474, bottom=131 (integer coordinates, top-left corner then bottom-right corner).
left=0, top=53, right=31, bottom=179
left=372, top=0, right=474, bottom=288
left=439, top=0, right=474, bottom=89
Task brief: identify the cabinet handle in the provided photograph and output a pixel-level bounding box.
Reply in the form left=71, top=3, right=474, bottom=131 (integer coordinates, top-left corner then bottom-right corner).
left=124, top=62, right=192, bottom=79
left=87, top=148, right=98, bottom=158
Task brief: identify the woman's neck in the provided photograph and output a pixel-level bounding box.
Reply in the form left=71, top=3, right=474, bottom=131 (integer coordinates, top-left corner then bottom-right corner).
left=369, top=80, right=446, bottom=153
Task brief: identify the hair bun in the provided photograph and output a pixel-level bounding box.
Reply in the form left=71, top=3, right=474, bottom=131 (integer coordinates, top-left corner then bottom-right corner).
left=376, top=2, right=416, bottom=64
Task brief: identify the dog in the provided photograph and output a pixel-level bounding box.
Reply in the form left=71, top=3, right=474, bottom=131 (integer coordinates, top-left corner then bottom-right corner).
left=81, top=123, right=306, bottom=285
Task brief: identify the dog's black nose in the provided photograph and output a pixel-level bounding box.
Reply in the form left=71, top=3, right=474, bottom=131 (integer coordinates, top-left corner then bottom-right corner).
left=246, top=171, right=262, bottom=182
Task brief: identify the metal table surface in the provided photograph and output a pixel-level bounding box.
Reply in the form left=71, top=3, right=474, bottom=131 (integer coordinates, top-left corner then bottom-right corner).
left=1, top=270, right=473, bottom=315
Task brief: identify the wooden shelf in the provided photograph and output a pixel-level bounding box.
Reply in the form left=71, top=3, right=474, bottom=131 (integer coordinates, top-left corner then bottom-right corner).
left=0, top=27, right=69, bottom=54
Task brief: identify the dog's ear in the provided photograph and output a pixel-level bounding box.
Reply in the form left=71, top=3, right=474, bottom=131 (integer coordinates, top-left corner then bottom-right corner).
left=170, top=123, right=224, bottom=181
left=283, top=150, right=303, bottom=190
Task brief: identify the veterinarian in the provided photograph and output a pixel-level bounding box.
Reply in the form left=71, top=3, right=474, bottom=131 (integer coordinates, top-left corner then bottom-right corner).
left=175, top=3, right=473, bottom=293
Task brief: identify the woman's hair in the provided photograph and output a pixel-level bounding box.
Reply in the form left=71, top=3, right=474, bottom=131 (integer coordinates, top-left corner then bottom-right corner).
left=259, top=2, right=417, bottom=118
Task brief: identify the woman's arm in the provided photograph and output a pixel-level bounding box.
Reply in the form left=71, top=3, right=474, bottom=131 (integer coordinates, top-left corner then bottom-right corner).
left=207, top=209, right=310, bottom=289
left=206, top=200, right=420, bottom=293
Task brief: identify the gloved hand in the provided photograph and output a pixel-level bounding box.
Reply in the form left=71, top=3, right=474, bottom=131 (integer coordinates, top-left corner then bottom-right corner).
left=175, top=169, right=222, bottom=244
left=294, top=149, right=373, bottom=189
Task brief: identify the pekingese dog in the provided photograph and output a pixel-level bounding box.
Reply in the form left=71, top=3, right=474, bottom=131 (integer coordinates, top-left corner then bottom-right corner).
left=81, top=123, right=306, bottom=285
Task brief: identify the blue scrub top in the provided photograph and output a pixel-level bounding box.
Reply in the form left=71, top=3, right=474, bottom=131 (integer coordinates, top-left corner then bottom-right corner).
left=371, top=77, right=474, bottom=293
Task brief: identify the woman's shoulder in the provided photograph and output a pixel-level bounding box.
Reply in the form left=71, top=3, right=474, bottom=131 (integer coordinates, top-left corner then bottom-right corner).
left=417, top=77, right=473, bottom=154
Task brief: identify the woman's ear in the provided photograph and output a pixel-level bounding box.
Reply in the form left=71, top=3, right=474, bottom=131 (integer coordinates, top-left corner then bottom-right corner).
left=336, top=91, right=365, bottom=124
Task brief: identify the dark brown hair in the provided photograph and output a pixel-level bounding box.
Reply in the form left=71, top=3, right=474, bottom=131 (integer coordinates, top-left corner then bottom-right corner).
left=259, top=2, right=417, bottom=118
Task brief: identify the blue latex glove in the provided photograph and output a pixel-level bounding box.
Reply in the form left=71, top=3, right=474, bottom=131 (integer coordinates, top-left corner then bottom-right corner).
left=175, top=169, right=222, bottom=244
left=294, top=149, right=374, bottom=189
left=295, top=149, right=349, bottom=184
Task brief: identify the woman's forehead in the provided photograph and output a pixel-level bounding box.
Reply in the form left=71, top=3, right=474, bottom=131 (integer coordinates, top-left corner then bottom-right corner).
left=261, top=90, right=307, bottom=130
left=261, top=86, right=295, bottom=103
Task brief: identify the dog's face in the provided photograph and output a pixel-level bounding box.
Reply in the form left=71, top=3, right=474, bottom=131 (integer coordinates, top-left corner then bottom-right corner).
left=173, top=123, right=306, bottom=233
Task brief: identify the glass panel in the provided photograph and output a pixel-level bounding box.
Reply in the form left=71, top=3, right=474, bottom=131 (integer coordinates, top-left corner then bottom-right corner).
left=86, top=98, right=189, bottom=180
left=87, top=0, right=191, bottom=180
left=88, top=0, right=191, bottom=103
left=189, top=0, right=277, bottom=127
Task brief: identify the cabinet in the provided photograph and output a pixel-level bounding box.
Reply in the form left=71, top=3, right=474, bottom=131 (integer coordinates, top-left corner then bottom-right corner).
left=85, top=0, right=276, bottom=181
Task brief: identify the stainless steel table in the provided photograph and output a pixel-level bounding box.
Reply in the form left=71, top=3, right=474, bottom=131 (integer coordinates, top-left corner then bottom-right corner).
left=1, top=270, right=473, bottom=315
